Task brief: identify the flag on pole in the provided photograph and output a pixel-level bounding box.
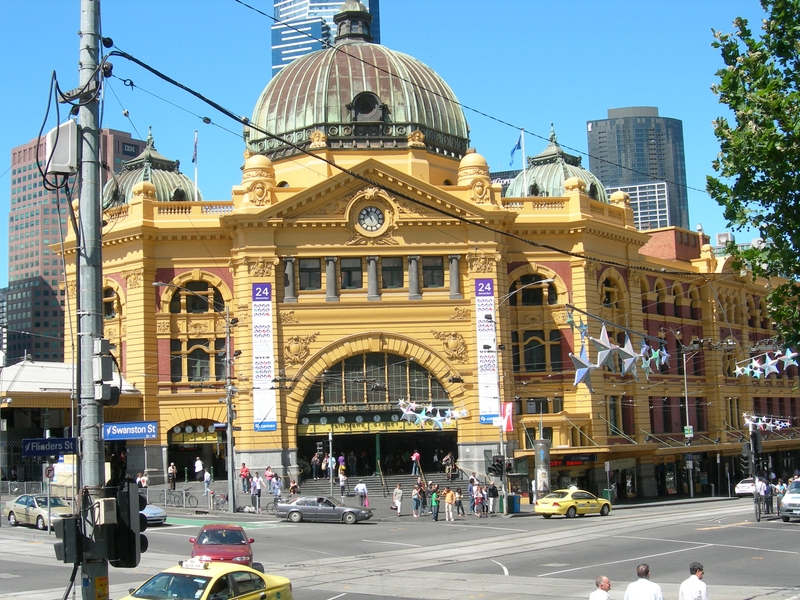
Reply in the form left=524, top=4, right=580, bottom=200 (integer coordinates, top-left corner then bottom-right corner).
left=192, top=130, right=198, bottom=164
left=509, top=133, right=522, bottom=166
left=500, top=402, right=514, bottom=432
left=192, top=130, right=199, bottom=202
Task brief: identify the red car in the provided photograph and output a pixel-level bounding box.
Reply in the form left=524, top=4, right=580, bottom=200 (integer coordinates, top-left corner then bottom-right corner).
left=189, top=524, right=257, bottom=568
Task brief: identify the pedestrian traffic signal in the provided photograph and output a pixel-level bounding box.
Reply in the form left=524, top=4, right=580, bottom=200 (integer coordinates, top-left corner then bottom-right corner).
left=109, top=482, right=148, bottom=568
left=54, top=515, right=83, bottom=564
left=489, top=455, right=504, bottom=476
left=751, top=430, right=763, bottom=454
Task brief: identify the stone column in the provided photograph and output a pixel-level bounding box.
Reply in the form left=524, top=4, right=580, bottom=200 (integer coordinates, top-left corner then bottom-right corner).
left=325, top=256, right=339, bottom=302
left=283, top=257, right=296, bottom=303
left=448, top=254, right=463, bottom=300
left=367, top=256, right=380, bottom=301
left=408, top=255, right=421, bottom=300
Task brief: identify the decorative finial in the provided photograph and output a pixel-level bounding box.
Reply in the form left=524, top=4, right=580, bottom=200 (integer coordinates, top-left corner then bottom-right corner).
left=549, top=123, right=557, bottom=144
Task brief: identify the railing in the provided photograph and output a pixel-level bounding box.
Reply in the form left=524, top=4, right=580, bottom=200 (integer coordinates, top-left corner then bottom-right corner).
left=1, top=481, right=44, bottom=496
left=376, top=463, right=388, bottom=498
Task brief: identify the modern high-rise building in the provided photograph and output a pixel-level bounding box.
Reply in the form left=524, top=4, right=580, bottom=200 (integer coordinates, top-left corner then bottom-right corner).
left=586, top=107, right=689, bottom=230
left=6, top=128, right=145, bottom=364
left=605, top=181, right=670, bottom=231
left=271, top=0, right=380, bottom=75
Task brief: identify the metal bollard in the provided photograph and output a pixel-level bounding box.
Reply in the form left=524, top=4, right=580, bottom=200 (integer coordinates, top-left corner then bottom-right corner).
left=210, top=467, right=214, bottom=482
left=184, top=466, right=188, bottom=483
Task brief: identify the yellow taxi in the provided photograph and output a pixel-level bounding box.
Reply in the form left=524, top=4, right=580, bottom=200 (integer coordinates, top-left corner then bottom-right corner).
left=534, top=489, right=612, bottom=519
left=120, top=558, right=292, bottom=600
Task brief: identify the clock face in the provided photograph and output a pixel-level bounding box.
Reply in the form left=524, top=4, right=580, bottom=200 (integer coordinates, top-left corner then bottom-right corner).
left=355, top=415, right=364, bottom=423
left=196, top=425, right=205, bottom=433
left=173, top=425, right=182, bottom=434
left=319, top=417, right=328, bottom=425
left=301, top=417, right=310, bottom=425
left=358, top=206, right=385, bottom=232
left=185, top=425, right=194, bottom=433
left=337, top=416, right=346, bottom=424
left=391, top=414, right=400, bottom=422
left=373, top=415, right=381, bottom=423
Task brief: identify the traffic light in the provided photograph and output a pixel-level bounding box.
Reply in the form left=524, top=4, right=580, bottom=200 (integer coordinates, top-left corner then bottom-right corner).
left=751, top=430, right=763, bottom=454
left=489, top=455, right=504, bottom=476
left=54, top=515, right=83, bottom=564
left=110, top=482, right=148, bottom=568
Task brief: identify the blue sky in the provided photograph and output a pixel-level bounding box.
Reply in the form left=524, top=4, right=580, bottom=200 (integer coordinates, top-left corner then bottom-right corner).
left=0, top=0, right=765, bottom=288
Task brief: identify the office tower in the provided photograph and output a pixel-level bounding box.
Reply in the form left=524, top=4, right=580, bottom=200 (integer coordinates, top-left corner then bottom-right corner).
left=6, top=128, right=144, bottom=363
left=587, top=107, right=689, bottom=230
left=271, top=0, right=380, bottom=75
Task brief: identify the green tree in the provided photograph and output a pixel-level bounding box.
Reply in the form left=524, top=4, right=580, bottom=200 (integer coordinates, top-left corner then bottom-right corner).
left=707, top=0, right=800, bottom=345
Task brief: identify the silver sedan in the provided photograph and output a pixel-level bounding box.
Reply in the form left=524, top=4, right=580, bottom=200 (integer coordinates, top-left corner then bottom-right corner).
left=276, top=496, right=372, bottom=524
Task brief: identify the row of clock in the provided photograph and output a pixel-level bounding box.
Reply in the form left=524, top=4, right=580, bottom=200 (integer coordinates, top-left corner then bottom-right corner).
left=300, top=414, right=401, bottom=425
left=172, top=424, right=208, bottom=434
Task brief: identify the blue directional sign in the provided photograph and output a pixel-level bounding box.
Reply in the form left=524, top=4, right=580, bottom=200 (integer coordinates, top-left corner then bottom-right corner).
left=22, top=438, right=77, bottom=457
left=103, top=421, right=158, bottom=441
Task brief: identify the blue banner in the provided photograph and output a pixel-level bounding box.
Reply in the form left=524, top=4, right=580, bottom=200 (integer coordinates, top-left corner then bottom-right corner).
left=22, top=438, right=77, bottom=457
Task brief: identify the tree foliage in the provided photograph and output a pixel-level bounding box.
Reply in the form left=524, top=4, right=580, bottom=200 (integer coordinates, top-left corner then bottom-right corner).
left=708, top=0, right=800, bottom=346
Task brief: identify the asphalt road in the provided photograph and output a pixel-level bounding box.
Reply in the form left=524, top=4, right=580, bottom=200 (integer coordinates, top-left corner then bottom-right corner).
left=1, top=498, right=798, bottom=599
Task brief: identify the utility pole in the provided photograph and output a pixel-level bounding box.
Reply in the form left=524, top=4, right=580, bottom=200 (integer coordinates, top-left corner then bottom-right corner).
left=224, top=305, right=237, bottom=513
left=77, top=1, right=108, bottom=597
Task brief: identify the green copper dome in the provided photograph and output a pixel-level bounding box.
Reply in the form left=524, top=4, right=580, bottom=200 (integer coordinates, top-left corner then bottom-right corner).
left=505, top=127, right=608, bottom=203
left=102, top=129, right=202, bottom=207
left=246, top=2, right=470, bottom=160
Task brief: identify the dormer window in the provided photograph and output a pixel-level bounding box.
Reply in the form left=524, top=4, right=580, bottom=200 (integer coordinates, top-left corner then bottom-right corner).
left=350, top=92, right=384, bottom=122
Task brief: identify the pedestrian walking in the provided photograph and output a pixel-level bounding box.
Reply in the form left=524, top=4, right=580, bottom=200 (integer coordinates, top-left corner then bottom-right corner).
left=348, top=451, right=358, bottom=477
left=443, top=452, right=454, bottom=480
left=202, top=468, right=211, bottom=496
left=474, top=485, right=485, bottom=517
left=411, top=450, right=421, bottom=475
left=194, top=457, right=204, bottom=482
left=443, top=486, right=455, bottom=521
left=776, top=479, right=787, bottom=516
left=250, top=475, right=258, bottom=509
left=433, top=449, right=440, bottom=473
left=321, top=453, right=329, bottom=480
left=253, top=472, right=265, bottom=513
left=239, top=462, right=250, bottom=492
left=487, top=481, right=498, bottom=513
left=168, top=462, right=177, bottom=490
left=590, top=575, right=612, bottom=600
left=678, top=562, right=709, bottom=600
left=339, top=471, right=348, bottom=500
left=623, top=564, right=664, bottom=600
left=271, top=474, right=283, bottom=505
left=392, top=483, right=403, bottom=516
left=430, top=487, right=439, bottom=521
left=354, top=479, right=368, bottom=506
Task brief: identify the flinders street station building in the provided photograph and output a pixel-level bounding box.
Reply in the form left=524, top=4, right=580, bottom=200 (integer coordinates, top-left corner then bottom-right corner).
left=35, top=1, right=799, bottom=500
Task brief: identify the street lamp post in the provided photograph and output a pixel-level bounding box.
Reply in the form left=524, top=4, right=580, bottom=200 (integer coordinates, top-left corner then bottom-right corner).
left=154, top=282, right=238, bottom=513
left=679, top=340, right=702, bottom=499
left=485, top=278, right=554, bottom=513
left=0, top=398, right=9, bottom=527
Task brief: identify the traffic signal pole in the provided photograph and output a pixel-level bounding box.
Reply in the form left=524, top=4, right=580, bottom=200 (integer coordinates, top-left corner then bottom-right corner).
left=76, top=1, right=109, bottom=597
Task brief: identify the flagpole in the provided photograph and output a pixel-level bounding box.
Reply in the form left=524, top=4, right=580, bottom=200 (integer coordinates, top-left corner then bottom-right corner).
left=193, top=130, right=198, bottom=202
left=520, top=129, right=528, bottom=195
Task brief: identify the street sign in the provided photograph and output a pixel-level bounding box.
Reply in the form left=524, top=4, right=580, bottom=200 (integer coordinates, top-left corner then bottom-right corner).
left=22, top=438, right=77, bottom=457
left=684, top=426, right=694, bottom=438
left=103, top=421, right=158, bottom=441
left=44, top=466, right=55, bottom=480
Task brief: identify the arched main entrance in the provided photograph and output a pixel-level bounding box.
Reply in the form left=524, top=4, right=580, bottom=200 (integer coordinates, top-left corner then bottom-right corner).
left=295, top=350, right=460, bottom=477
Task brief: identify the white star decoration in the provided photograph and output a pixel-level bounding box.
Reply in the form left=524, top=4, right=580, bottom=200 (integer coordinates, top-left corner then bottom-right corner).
left=570, top=343, right=597, bottom=393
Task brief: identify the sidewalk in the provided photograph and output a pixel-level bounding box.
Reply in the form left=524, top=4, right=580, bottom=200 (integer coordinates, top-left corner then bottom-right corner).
left=142, top=479, right=744, bottom=522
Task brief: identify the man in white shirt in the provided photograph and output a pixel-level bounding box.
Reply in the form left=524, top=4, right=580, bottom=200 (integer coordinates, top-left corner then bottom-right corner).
left=589, top=575, right=611, bottom=600
left=678, top=562, right=709, bottom=600
left=623, top=564, right=664, bottom=600
left=354, top=480, right=368, bottom=506
left=194, top=457, right=204, bottom=481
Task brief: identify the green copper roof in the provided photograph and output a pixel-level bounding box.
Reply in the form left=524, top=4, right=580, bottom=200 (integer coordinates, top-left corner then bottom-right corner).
left=505, top=126, right=608, bottom=203
left=102, top=128, right=202, bottom=206
left=246, top=3, right=469, bottom=160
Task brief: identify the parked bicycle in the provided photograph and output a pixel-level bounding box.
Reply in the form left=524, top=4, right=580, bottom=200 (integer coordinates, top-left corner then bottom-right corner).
left=211, top=491, right=228, bottom=511
left=265, top=495, right=289, bottom=515
left=166, top=488, right=198, bottom=508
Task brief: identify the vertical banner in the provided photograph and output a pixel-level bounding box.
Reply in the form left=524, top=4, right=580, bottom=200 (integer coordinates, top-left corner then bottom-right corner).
left=252, top=283, right=277, bottom=431
left=533, top=439, right=551, bottom=501
left=500, top=402, right=514, bottom=432
left=475, top=278, right=499, bottom=424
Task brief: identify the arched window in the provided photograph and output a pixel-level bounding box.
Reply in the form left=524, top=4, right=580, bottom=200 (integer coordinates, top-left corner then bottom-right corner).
left=301, top=353, right=449, bottom=407
left=508, top=274, right=557, bottom=306
left=169, top=281, right=223, bottom=314
left=511, top=329, right=563, bottom=373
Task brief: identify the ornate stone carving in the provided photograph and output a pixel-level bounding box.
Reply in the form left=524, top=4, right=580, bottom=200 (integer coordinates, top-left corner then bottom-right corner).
left=105, top=326, right=118, bottom=339
left=310, top=199, right=348, bottom=216
left=121, top=324, right=127, bottom=337
left=407, top=129, right=426, bottom=148
left=176, top=321, right=186, bottom=334
left=251, top=257, right=275, bottom=278
left=189, top=321, right=210, bottom=335
left=551, top=310, right=570, bottom=325
left=309, top=130, right=328, bottom=149
left=236, top=305, right=251, bottom=327
left=581, top=260, right=598, bottom=279
left=450, top=307, right=470, bottom=320
left=468, top=254, right=498, bottom=273
left=459, top=167, right=489, bottom=178
left=123, top=269, right=143, bottom=289
left=469, top=178, right=491, bottom=204
left=284, top=333, right=319, bottom=365
left=156, top=321, right=171, bottom=334
left=431, top=330, right=468, bottom=363
left=396, top=201, right=427, bottom=216
left=66, top=281, right=76, bottom=298
left=346, top=229, right=399, bottom=246
left=280, top=311, right=299, bottom=324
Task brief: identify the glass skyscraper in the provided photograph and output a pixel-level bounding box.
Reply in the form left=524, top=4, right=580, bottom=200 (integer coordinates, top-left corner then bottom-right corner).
left=586, top=107, right=689, bottom=230
left=271, top=0, right=381, bottom=76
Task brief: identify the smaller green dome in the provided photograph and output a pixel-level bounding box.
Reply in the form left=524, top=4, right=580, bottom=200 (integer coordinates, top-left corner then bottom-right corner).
left=102, top=128, right=202, bottom=207
left=505, top=126, right=608, bottom=203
